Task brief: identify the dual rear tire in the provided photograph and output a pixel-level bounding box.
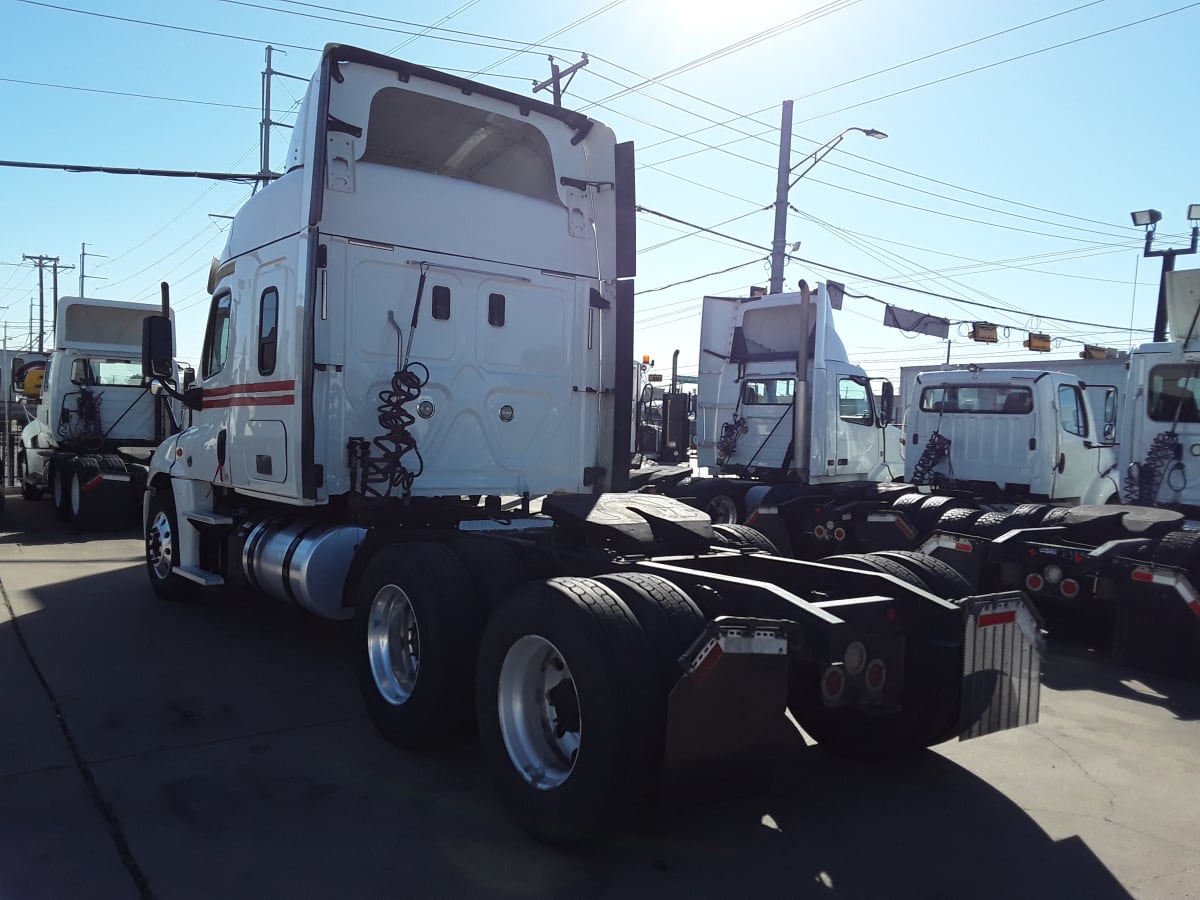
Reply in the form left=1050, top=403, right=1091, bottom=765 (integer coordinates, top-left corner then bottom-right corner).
left=353, top=545, right=704, bottom=843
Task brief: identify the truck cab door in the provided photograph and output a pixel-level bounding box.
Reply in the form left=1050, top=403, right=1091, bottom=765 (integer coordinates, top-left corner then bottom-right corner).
left=1051, top=381, right=1102, bottom=501
left=828, top=365, right=880, bottom=479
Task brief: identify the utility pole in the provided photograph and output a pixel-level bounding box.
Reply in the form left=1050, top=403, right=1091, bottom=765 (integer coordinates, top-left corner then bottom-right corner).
left=768, top=101, right=795, bottom=294
left=79, top=242, right=107, bottom=296
left=259, top=46, right=304, bottom=186
left=22, top=254, right=53, bottom=353
left=532, top=55, right=589, bottom=108
left=22, top=255, right=74, bottom=351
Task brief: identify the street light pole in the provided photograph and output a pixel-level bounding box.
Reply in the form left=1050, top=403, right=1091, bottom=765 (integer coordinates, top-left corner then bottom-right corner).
left=767, top=106, right=887, bottom=294
left=1132, top=206, right=1200, bottom=342
left=768, top=100, right=795, bottom=295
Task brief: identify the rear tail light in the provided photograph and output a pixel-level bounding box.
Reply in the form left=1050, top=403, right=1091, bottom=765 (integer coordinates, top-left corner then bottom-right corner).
left=833, top=526, right=847, bottom=542
left=865, top=658, right=887, bottom=691
left=1025, top=572, right=1045, bottom=592
left=1061, top=579, right=1080, bottom=598
left=814, top=525, right=828, bottom=540
left=821, top=665, right=846, bottom=701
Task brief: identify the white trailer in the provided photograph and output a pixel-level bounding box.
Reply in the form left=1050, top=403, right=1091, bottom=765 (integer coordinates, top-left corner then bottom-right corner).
left=138, top=45, right=1042, bottom=842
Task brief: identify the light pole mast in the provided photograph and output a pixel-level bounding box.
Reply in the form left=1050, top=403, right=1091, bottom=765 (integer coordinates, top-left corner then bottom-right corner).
left=767, top=109, right=888, bottom=295
left=768, top=100, right=794, bottom=294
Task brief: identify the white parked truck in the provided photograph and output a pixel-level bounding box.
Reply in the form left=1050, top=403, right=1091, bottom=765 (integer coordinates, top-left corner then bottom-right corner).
left=904, top=366, right=1121, bottom=505
left=19, top=297, right=177, bottom=529
left=1120, top=268, right=1200, bottom=516
left=139, top=45, right=1043, bottom=842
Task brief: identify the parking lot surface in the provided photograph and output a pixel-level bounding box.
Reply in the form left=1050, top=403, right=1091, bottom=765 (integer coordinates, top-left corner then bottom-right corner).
left=2, top=493, right=1198, bottom=899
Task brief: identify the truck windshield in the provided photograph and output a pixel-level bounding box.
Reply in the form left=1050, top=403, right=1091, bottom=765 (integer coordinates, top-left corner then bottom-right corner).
left=1148, top=364, right=1200, bottom=423
left=71, top=358, right=145, bottom=387
left=919, top=385, right=1032, bottom=414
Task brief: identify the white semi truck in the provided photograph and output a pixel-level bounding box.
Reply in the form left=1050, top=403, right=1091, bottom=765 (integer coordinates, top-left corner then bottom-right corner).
left=19, top=297, right=177, bottom=529
left=137, top=45, right=1043, bottom=842
left=904, top=367, right=1121, bottom=505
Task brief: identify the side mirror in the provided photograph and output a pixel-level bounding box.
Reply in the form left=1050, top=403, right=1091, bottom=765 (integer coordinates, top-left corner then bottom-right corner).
left=142, top=315, right=174, bottom=380
left=641, top=383, right=654, bottom=405
left=879, top=381, right=895, bottom=426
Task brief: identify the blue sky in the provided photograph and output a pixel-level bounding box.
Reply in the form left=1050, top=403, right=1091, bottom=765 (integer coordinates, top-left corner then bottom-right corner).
left=2, top=0, right=1197, bottom=387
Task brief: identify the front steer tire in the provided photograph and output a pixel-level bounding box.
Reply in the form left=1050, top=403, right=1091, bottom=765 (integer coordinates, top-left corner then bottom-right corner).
left=355, top=542, right=483, bottom=750
left=145, top=486, right=195, bottom=603
left=476, top=577, right=662, bottom=845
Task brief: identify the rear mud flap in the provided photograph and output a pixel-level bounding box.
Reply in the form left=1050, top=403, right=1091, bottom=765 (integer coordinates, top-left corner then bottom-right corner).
left=663, top=619, right=790, bottom=780
left=958, top=592, right=1044, bottom=740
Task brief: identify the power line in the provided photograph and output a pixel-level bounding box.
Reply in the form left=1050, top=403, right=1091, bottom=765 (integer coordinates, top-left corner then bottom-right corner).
left=634, top=205, right=1153, bottom=333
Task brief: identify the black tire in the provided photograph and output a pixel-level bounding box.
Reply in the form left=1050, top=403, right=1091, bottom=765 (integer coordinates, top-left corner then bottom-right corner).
left=711, top=523, right=780, bottom=554
left=476, top=577, right=661, bottom=844
left=355, top=542, right=483, bottom=749
left=69, top=456, right=102, bottom=527
left=936, top=506, right=982, bottom=534
left=144, top=485, right=196, bottom=602
left=690, top=481, right=746, bottom=525
left=891, top=491, right=928, bottom=512
left=910, top=494, right=970, bottom=536
left=1009, top=503, right=1052, bottom=525
left=969, top=511, right=1013, bottom=539
left=449, top=534, right=526, bottom=613
left=50, top=460, right=73, bottom=521
left=868, top=550, right=975, bottom=599
left=1041, top=506, right=1072, bottom=526
left=1110, top=529, right=1200, bottom=678
left=819, top=552, right=928, bottom=592
left=594, top=572, right=706, bottom=691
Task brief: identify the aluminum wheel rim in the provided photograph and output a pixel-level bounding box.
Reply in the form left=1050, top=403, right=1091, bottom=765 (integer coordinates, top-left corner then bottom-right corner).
left=366, top=585, right=420, bottom=705
left=706, top=493, right=740, bottom=525
left=52, top=469, right=64, bottom=508
left=147, top=509, right=174, bottom=581
left=70, top=474, right=82, bottom=517
left=497, top=635, right=580, bottom=790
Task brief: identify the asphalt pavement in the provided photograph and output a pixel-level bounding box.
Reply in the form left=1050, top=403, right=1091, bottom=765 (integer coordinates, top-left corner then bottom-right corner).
left=1, top=491, right=1198, bottom=900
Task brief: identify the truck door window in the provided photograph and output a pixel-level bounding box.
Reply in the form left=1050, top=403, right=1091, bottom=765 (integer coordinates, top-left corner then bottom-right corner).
left=838, top=377, right=873, bottom=425
left=202, top=291, right=233, bottom=380
left=258, top=288, right=278, bottom=376
left=1057, top=384, right=1087, bottom=436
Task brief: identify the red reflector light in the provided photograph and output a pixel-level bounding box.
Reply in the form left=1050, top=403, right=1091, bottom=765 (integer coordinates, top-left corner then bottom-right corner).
left=1028, top=548, right=1038, bottom=558
left=954, top=542, right=973, bottom=553
left=83, top=475, right=105, bottom=492
left=1073, top=555, right=1084, bottom=564
left=833, top=527, right=847, bottom=542
left=978, top=610, right=1017, bottom=627
left=821, top=666, right=845, bottom=700
left=1061, top=579, right=1079, bottom=598
left=1131, top=570, right=1154, bottom=583
left=1025, top=573, right=1045, bottom=592
left=865, top=659, right=887, bottom=690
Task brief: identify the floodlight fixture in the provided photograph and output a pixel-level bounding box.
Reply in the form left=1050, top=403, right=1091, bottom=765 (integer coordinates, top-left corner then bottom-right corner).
left=1188, top=204, right=1200, bottom=221
left=1130, top=209, right=1162, bottom=228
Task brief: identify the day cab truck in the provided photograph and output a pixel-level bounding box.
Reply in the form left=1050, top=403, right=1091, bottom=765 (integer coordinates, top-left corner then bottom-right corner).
left=136, top=44, right=1044, bottom=842
left=19, top=297, right=177, bottom=529
left=897, top=271, right=1200, bottom=677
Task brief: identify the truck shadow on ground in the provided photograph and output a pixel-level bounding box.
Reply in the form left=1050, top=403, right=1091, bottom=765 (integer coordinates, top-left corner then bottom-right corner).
left=0, top=544, right=1131, bottom=900
left=1039, top=607, right=1200, bottom=721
